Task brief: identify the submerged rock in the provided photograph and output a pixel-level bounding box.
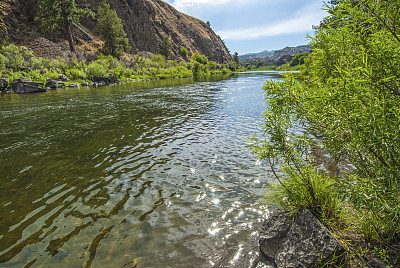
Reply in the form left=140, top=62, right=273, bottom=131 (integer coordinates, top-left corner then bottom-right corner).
left=259, top=210, right=345, bottom=268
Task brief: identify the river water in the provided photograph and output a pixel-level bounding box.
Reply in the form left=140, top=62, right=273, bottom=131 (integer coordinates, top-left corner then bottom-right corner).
left=0, top=71, right=283, bottom=268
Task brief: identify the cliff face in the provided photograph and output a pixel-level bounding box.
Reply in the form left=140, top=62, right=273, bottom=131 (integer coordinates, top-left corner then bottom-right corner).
left=79, top=0, right=232, bottom=63
left=0, top=0, right=232, bottom=63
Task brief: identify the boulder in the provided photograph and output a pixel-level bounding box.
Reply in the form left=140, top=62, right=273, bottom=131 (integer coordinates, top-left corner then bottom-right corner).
left=45, top=79, right=59, bottom=89
left=11, top=79, right=43, bottom=91
left=259, top=210, right=345, bottom=268
left=58, top=74, right=69, bottom=81
left=90, top=74, right=116, bottom=85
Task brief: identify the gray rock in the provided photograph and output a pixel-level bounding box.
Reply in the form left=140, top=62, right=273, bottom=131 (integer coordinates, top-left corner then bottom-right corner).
left=368, top=258, right=388, bottom=268
left=259, top=210, right=345, bottom=268
left=58, top=74, right=69, bottom=81
left=45, top=79, right=59, bottom=89
left=259, top=212, right=292, bottom=264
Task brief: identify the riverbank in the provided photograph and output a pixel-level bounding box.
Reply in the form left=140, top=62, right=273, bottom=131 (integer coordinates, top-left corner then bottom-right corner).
left=0, top=43, right=234, bottom=93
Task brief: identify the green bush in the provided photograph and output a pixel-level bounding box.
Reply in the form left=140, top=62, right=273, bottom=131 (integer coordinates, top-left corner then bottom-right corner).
left=87, top=62, right=107, bottom=77
left=66, top=68, right=87, bottom=80
left=0, top=43, right=34, bottom=70
left=251, top=0, right=400, bottom=252
left=191, top=52, right=208, bottom=65
left=192, top=61, right=202, bottom=73
left=180, top=47, right=189, bottom=57
left=110, top=65, right=125, bottom=78
left=206, top=61, right=217, bottom=70
left=289, top=53, right=308, bottom=67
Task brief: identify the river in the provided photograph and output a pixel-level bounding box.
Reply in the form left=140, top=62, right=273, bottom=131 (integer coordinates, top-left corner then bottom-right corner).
left=0, top=71, right=283, bottom=268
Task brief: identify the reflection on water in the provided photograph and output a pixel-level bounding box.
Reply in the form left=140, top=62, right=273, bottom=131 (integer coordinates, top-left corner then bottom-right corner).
left=0, top=72, right=282, bottom=267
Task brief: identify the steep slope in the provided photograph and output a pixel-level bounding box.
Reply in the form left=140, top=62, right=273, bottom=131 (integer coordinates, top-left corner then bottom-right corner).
left=0, top=0, right=232, bottom=63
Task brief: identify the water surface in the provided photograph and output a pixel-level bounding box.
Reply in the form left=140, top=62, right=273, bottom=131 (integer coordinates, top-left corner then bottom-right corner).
left=0, top=72, right=283, bottom=267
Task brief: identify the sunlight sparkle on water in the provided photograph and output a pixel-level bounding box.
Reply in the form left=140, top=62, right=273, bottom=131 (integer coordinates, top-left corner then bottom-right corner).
left=230, top=244, right=244, bottom=265
left=195, top=193, right=206, bottom=202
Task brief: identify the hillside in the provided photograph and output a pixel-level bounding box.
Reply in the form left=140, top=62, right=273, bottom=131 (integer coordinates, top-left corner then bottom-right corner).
left=0, top=0, right=232, bottom=63
left=240, top=45, right=311, bottom=66
left=239, top=50, right=275, bottom=60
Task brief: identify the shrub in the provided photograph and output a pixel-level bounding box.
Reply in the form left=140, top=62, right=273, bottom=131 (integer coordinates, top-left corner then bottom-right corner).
left=180, top=47, right=189, bottom=57
left=66, top=68, right=87, bottom=80
left=110, top=65, right=125, bottom=78
left=0, top=43, right=34, bottom=70
left=87, top=62, right=107, bottom=77
left=192, top=61, right=202, bottom=73
left=207, top=61, right=217, bottom=70
left=251, top=0, right=400, bottom=253
left=191, top=52, right=208, bottom=65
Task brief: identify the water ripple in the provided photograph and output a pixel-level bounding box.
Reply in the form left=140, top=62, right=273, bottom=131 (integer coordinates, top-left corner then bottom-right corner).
left=0, top=72, right=283, bottom=267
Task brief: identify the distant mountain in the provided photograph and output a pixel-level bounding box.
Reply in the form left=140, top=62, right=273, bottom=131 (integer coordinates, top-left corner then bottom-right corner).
left=239, top=50, right=275, bottom=60
left=240, top=45, right=312, bottom=65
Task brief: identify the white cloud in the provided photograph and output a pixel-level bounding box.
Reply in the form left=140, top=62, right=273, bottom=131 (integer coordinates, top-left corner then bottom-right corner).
left=216, top=2, right=326, bottom=40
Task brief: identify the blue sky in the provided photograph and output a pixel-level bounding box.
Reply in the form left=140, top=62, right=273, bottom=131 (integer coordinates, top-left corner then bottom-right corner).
left=163, top=0, right=328, bottom=55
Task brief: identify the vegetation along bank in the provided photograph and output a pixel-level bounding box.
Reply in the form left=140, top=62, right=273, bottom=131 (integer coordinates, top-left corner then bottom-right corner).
left=251, top=0, right=400, bottom=266
left=0, top=0, right=237, bottom=93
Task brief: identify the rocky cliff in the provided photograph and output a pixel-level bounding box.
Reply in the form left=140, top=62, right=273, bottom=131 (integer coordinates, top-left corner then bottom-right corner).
left=0, top=0, right=232, bottom=63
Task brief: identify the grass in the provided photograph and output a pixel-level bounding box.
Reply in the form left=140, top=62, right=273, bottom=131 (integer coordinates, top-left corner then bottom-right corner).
left=0, top=42, right=234, bottom=88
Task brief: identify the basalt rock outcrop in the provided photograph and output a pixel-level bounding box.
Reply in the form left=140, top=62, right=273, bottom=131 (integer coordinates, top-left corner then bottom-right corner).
left=0, top=0, right=232, bottom=63
left=259, top=210, right=346, bottom=268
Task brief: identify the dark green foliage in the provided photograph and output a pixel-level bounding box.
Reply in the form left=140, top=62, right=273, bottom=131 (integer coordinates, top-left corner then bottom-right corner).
left=289, top=52, right=308, bottom=66
left=160, top=35, right=172, bottom=58
left=191, top=52, right=208, bottom=65
left=257, top=61, right=264, bottom=68
left=36, top=0, right=94, bottom=53
left=180, top=47, right=189, bottom=57
left=233, top=52, right=239, bottom=66
left=245, top=63, right=251, bottom=70
left=251, top=0, right=400, bottom=257
left=95, top=0, right=130, bottom=58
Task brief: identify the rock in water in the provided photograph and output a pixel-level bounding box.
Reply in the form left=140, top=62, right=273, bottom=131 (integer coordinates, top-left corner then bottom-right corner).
left=259, top=210, right=345, bottom=268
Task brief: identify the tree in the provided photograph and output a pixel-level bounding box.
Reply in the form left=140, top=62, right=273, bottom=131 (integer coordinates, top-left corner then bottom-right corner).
left=36, top=0, right=94, bottom=53
left=251, top=0, right=400, bottom=255
left=289, top=52, right=308, bottom=66
left=233, top=52, right=239, bottom=66
left=95, top=0, right=130, bottom=58
left=160, top=35, right=172, bottom=58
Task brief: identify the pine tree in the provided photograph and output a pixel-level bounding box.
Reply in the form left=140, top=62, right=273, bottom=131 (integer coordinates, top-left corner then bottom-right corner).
left=160, top=35, right=172, bottom=58
left=36, top=0, right=94, bottom=53
left=95, top=0, right=130, bottom=58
